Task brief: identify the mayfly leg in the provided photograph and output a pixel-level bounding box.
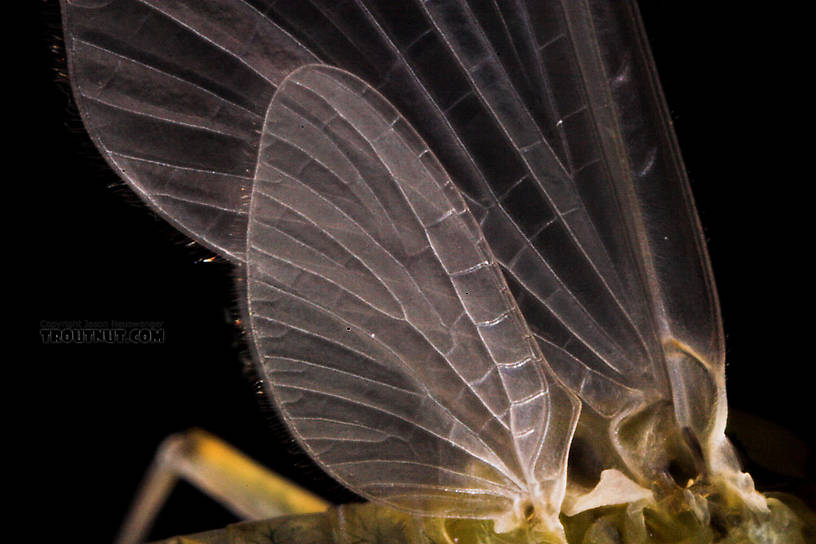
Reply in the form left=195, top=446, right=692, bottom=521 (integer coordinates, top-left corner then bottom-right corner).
left=116, top=429, right=329, bottom=544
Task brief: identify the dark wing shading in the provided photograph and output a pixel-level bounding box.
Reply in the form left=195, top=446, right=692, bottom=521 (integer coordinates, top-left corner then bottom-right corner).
left=247, top=65, right=578, bottom=525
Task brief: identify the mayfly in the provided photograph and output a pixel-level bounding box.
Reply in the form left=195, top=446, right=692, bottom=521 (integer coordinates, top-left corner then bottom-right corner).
left=58, top=1, right=812, bottom=543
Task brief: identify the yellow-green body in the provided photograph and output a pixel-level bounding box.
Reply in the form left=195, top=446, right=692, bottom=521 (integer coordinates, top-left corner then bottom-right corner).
left=155, top=492, right=813, bottom=544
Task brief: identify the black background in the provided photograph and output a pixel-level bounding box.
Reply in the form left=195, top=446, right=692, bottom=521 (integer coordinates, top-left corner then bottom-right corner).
left=28, top=2, right=813, bottom=542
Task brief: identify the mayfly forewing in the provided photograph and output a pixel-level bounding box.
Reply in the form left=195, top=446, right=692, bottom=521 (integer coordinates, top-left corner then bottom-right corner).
left=62, top=0, right=692, bottom=443
left=59, top=0, right=755, bottom=527
left=59, top=0, right=317, bottom=261
left=536, top=2, right=736, bottom=486
left=59, top=1, right=587, bottom=527
left=245, top=64, right=579, bottom=534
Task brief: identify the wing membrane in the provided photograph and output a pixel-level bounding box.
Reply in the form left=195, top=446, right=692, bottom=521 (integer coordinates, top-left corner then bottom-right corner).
left=247, top=65, right=578, bottom=525
left=580, top=1, right=726, bottom=444
left=213, top=0, right=669, bottom=411
left=61, top=0, right=317, bottom=260
left=62, top=0, right=735, bottom=515
left=219, top=0, right=724, bottom=475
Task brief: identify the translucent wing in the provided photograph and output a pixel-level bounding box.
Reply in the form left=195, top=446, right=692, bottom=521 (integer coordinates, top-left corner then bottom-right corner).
left=247, top=65, right=578, bottom=529
left=241, top=0, right=729, bottom=484
left=60, top=0, right=317, bottom=261
left=61, top=0, right=749, bottom=522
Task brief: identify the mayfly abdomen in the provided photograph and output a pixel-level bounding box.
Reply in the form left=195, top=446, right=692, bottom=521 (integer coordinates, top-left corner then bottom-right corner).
left=151, top=494, right=809, bottom=544
left=152, top=503, right=549, bottom=544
